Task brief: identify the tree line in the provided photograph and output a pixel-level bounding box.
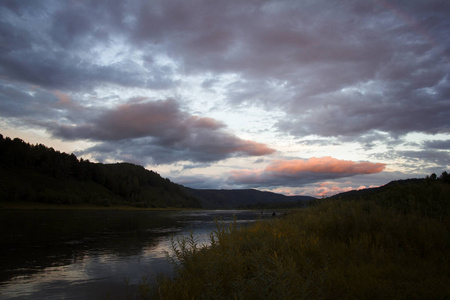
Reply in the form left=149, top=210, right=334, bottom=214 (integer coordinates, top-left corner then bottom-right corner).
left=0, top=134, right=200, bottom=208
left=426, top=171, right=450, bottom=183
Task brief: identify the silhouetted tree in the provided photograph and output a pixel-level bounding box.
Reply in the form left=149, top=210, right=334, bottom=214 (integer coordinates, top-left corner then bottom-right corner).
left=440, top=171, right=449, bottom=184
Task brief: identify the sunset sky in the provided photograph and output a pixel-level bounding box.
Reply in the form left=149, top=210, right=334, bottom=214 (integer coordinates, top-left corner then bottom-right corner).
left=1, top=0, right=449, bottom=197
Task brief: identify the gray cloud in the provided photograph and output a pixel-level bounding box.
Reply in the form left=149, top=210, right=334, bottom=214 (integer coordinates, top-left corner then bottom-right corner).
left=398, top=150, right=450, bottom=168
left=163, top=173, right=229, bottom=190
left=423, top=139, right=450, bottom=150
left=52, top=99, right=275, bottom=164
left=2, top=1, right=449, bottom=118
left=0, top=1, right=177, bottom=91
left=0, top=77, right=275, bottom=164
left=1, top=0, right=449, bottom=183
left=276, top=70, right=450, bottom=140
left=128, top=0, right=450, bottom=141
left=0, top=81, right=65, bottom=121
left=369, top=146, right=450, bottom=175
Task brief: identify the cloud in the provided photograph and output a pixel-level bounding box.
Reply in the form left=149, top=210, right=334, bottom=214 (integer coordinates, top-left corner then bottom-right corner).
left=166, top=174, right=229, bottom=190
left=0, top=2, right=177, bottom=91
left=1, top=0, right=449, bottom=187
left=2, top=0, right=449, bottom=142
left=266, top=157, right=386, bottom=175
left=256, top=170, right=414, bottom=197
left=276, top=76, right=450, bottom=140
left=423, top=139, right=450, bottom=150
left=305, top=181, right=383, bottom=198
left=397, top=150, right=450, bottom=169
left=130, top=0, right=450, bottom=141
left=0, top=80, right=65, bottom=120
left=0, top=79, right=275, bottom=165
left=228, top=157, right=386, bottom=187
left=51, top=99, right=275, bottom=164
left=312, top=182, right=360, bottom=198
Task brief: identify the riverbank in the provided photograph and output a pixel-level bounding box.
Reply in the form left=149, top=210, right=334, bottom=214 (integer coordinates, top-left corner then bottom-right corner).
left=0, top=201, right=200, bottom=211
left=144, top=180, right=450, bottom=299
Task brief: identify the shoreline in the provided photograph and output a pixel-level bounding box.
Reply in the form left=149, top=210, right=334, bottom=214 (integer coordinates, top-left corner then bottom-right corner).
left=0, top=201, right=202, bottom=211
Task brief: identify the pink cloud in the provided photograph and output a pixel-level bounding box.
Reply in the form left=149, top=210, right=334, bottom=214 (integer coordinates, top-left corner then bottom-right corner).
left=228, top=157, right=386, bottom=187
left=266, top=187, right=298, bottom=196
left=266, top=156, right=386, bottom=175
left=303, top=181, right=384, bottom=198
left=186, top=116, right=225, bottom=130
left=234, top=140, right=276, bottom=156
left=315, top=186, right=353, bottom=198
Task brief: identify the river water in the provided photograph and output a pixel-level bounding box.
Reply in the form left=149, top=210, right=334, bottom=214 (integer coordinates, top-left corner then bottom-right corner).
left=0, top=209, right=270, bottom=299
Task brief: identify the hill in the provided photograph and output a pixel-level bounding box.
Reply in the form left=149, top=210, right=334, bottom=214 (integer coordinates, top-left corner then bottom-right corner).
left=330, top=175, right=449, bottom=200
left=0, top=134, right=200, bottom=208
left=184, top=188, right=315, bottom=209
left=0, top=133, right=317, bottom=209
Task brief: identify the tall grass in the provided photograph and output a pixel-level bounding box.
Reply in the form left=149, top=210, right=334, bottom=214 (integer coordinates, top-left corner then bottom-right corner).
left=144, top=181, right=450, bottom=299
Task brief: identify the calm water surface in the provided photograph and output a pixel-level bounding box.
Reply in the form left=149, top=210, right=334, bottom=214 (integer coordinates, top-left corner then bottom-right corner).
left=0, top=209, right=270, bottom=299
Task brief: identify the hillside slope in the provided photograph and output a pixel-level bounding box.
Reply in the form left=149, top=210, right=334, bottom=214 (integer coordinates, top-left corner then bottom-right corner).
left=0, top=134, right=200, bottom=208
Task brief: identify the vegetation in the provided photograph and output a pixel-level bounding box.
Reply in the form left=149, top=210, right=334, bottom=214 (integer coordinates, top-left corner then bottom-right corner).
left=0, top=134, right=200, bottom=208
left=144, top=175, right=450, bottom=299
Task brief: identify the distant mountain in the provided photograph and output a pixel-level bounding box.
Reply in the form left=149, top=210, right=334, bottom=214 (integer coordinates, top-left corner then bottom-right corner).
left=184, top=187, right=316, bottom=209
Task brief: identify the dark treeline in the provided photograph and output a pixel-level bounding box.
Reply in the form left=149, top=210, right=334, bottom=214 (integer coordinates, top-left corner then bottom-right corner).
left=426, top=171, right=450, bottom=182
left=325, top=173, right=450, bottom=221
left=0, top=134, right=200, bottom=208
left=329, top=173, right=450, bottom=202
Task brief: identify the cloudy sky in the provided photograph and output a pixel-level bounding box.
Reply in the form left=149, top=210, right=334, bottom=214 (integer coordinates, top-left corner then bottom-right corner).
left=1, top=0, right=449, bottom=197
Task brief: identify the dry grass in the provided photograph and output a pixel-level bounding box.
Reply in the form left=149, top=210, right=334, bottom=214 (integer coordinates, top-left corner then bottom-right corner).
left=142, top=181, right=450, bottom=299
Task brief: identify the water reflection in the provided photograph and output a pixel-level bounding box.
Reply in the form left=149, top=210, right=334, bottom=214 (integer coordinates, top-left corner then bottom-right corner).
left=0, top=209, right=268, bottom=299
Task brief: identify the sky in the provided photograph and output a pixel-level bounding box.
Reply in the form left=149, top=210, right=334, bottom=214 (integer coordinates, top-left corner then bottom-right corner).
left=1, top=0, right=449, bottom=197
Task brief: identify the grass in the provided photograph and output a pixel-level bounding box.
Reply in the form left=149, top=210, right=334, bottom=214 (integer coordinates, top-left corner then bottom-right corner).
left=143, top=180, right=450, bottom=299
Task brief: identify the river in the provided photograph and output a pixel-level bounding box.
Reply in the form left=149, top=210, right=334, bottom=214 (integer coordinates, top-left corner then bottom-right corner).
left=0, top=209, right=271, bottom=299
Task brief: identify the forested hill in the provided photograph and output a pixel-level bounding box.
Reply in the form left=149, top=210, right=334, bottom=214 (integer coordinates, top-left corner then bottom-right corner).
left=0, top=134, right=318, bottom=209
left=184, top=188, right=316, bottom=209
left=0, top=134, right=200, bottom=208
left=329, top=174, right=450, bottom=202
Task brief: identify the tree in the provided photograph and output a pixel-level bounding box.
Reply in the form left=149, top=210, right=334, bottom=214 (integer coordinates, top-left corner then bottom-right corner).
left=440, top=171, right=449, bottom=184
